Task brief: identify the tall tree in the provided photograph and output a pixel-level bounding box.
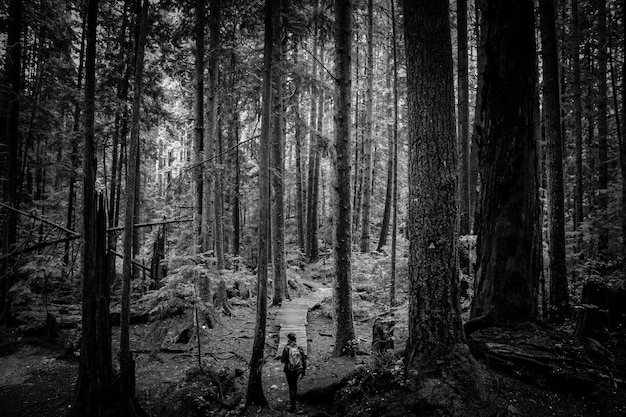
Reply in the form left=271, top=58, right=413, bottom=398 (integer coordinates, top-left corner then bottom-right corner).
left=572, top=0, right=584, bottom=230
left=621, top=0, right=626, bottom=277
left=596, top=0, right=609, bottom=255
left=209, top=0, right=225, bottom=269
left=539, top=0, right=568, bottom=321
left=68, top=1, right=114, bottom=414
left=294, top=45, right=306, bottom=252
left=333, top=0, right=356, bottom=357
left=388, top=0, right=399, bottom=306
left=245, top=0, right=273, bottom=406
left=360, top=0, right=374, bottom=253
left=120, top=0, right=149, bottom=413
left=193, top=0, right=205, bottom=251
left=458, top=0, right=470, bottom=235
left=306, top=12, right=321, bottom=263
left=402, top=0, right=465, bottom=370
left=0, top=0, right=22, bottom=325
left=471, top=0, right=542, bottom=322
left=271, top=0, right=287, bottom=305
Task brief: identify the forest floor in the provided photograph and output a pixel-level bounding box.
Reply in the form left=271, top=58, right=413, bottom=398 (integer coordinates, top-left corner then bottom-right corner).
left=1, top=253, right=625, bottom=416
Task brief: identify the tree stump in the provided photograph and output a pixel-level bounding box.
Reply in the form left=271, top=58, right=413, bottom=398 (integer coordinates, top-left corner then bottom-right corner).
left=575, top=279, right=626, bottom=343
left=372, top=317, right=395, bottom=354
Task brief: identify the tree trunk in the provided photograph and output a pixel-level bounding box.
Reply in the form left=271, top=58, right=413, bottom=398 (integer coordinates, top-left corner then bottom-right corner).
left=306, top=25, right=320, bottom=263
left=403, top=0, right=465, bottom=370
left=360, top=0, right=374, bottom=253
left=457, top=0, right=470, bottom=236
left=469, top=4, right=484, bottom=235
left=245, top=0, right=273, bottom=407
left=193, top=0, right=204, bottom=251
left=294, top=45, right=306, bottom=253
left=572, top=0, right=584, bottom=231
left=119, top=1, right=149, bottom=412
left=232, top=118, right=241, bottom=256
left=65, top=10, right=86, bottom=267
left=0, top=0, right=21, bottom=326
left=271, top=0, right=287, bottom=305
left=376, top=62, right=393, bottom=252
left=209, top=0, right=224, bottom=269
left=539, top=0, right=568, bottom=321
left=596, top=0, right=609, bottom=255
left=621, top=0, right=626, bottom=277
left=333, top=0, right=356, bottom=358
left=471, top=0, right=542, bottom=323
left=68, top=0, right=115, bottom=413
left=389, top=0, right=399, bottom=307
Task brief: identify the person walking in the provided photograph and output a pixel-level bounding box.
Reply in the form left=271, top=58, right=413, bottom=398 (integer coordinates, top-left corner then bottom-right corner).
left=281, top=332, right=307, bottom=412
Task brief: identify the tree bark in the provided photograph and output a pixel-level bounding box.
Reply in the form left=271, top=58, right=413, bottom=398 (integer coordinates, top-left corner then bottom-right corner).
left=271, top=0, right=287, bottom=305
left=193, top=0, right=205, bottom=251
left=294, top=45, right=306, bottom=253
left=539, top=0, right=568, bottom=321
left=360, top=0, right=374, bottom=253
left=471, top=0, right=542, bottom=323
left=209, top=0, right=224, bottom=269
left=245, top=0, right=272, bottom=407
left=572, top=0, right=584, bottom=231
left=402, top=0, right=465, bottom=369
left=68, top=1, right=115, bottom=414
left=120, top=0, right=149, bottom=409
left=596, top=0, right=609, bottom=255
left=389, top=0, right=399, bottom=307
left=306, top=17, right=320, bottom=263
left=333, top=0, right=356, bottom=357
left=458, top=0, right=470, bottom=235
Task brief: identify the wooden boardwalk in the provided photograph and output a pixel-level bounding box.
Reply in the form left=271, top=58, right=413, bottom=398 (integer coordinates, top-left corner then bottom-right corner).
left=274, top=281, right=332, bottom=358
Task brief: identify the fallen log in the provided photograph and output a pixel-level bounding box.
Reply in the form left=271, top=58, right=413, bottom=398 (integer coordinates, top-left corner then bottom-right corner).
left=468, top=322, right=623, bottom=396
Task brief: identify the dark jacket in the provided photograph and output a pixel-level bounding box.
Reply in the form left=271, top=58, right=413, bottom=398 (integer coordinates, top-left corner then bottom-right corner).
left=281, top=341, right=307, bottom=375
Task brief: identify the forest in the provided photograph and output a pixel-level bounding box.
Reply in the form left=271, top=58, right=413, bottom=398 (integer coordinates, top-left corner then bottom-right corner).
left=0, top=0, right=625, bottom=416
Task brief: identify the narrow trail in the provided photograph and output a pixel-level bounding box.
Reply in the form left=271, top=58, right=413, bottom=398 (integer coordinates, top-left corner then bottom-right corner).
left=275, top=280, right=332, bottom=357
left=265, top=279, right=332, bottom=380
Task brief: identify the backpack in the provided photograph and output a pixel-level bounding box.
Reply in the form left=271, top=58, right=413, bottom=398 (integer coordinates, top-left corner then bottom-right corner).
left=287, top=345, right=303, bottom=371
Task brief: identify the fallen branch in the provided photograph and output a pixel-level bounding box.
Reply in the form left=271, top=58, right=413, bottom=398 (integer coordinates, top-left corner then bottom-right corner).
left=0, top=202, right=79, bottom=236
left=109, top=250, right=151, bottom=271
left=0, top=235, right=80, bottom=261
left=107, top=217, right=192, bottom=232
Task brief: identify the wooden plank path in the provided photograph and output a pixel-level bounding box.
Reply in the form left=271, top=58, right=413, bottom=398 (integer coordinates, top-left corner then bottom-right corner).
left=274, top=281, right=332, bottom=358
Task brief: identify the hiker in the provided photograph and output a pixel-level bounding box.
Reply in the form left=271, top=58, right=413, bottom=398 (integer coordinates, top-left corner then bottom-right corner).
left=281, top=332, right=307, bottom=412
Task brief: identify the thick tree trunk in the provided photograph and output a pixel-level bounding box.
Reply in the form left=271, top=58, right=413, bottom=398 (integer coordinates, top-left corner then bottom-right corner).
left=457, top=0, right=470, bottom=236
left=333, top=0, right=356, bottom=358
left=539, top=0, right=568, bottom=321
left=360, top=0, right=373, bottom=253
left=471, top=0, right=542, bottom=323
left=403, top=0, right=465, bottom=369
left=245, top=0, right=272, bottom=407
left=271, top=0, right=287, bottom=305
left=572, top=0, right=584, bottom=231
